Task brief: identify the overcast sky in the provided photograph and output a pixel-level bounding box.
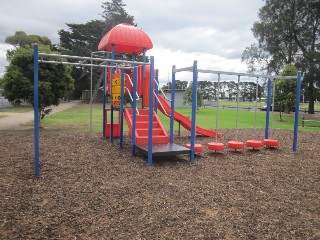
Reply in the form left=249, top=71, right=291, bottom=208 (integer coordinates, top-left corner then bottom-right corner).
left=0, top=0, right=264, bottom=83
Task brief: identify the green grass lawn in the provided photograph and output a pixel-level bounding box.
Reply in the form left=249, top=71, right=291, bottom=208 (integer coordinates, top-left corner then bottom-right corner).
left=42, top=104, right=103, bottom=132
left=41, top=104, right=320, bottom=132
left=218, top=100, right=320, bottom=110
left=157, top=107, right=302, bottom=130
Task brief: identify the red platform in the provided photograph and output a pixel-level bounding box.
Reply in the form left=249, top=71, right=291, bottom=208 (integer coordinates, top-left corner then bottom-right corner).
left=246, top=140, right=263, bottom=149
left=227, top=141, right=244, bottom=150
left=208, top=142, right=225, bottom=152
left=263, top=139, right=279, bottom=147
left=185, top=143, right=204, bottom=153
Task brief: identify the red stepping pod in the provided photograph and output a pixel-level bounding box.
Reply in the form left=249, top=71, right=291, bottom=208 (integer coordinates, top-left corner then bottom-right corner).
left=208, top=142, right=225, bottom=152
left=227, top=141, right=244, bottom=150
left=263, top=139, right=279, bottom=147
left=246, top=140, right=263, bottom=149
left=185, top=143, right=204, bottom=153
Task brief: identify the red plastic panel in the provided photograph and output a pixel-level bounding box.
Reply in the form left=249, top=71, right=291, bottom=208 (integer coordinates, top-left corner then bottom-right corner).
left=98, top=23, right=153, bottom=54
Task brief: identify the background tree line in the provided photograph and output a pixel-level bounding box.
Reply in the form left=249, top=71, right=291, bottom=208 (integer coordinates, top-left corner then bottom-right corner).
left=0, top=0, right=137, bottom=121
left=242, top=0, right=320, bottom=114
left=0, top=0, right=319, bottom=115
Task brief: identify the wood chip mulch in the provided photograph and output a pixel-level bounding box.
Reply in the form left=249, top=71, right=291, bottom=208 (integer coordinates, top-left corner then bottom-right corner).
left=1, top=128, right=319, bottom=239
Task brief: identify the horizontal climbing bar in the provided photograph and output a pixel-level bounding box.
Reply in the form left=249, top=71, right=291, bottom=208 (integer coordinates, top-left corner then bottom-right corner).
left=38, top=53, right=150, bottom=66
left=198, top=69, right=296, bottom=80
left=39, top=60, right=133, bottom=69
left=174, top=66, right=193, bottom=72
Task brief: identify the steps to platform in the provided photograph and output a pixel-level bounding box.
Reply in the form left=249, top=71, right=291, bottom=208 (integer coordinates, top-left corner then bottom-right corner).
left=124, top=108, right=169, bottom=145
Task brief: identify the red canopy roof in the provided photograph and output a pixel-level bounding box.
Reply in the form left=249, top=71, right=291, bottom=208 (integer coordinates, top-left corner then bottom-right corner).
left=98, top=23, right=153, bottom=54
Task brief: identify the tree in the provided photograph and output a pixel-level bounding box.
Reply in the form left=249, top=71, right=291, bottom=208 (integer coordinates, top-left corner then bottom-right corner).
left=274, top=64, right=298, bottom=113
left=1, top=44, right=74, bottom=122
left=239, top=82, right=260, bottom=102
left=101, top=0, right=135, bottom=29
left=58, top=0, right=137, bottom=100
left=198, top=81, right=215, bottom=100
left=5, top=31, right=54, bottom=61
left=182, top=83, right=204, bottom=109
left=242, top=0, right=320, bottom=113
left=58, top=20, right=106, bottom=99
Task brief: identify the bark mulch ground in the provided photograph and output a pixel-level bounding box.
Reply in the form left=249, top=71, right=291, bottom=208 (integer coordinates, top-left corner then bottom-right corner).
left=1, top=128, right=319, bottom=239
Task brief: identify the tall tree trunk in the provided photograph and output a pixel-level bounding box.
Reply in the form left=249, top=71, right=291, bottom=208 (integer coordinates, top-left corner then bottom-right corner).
left=308, top=84, right=315, bottom=114
left=92, top=71, right=104, bottom=103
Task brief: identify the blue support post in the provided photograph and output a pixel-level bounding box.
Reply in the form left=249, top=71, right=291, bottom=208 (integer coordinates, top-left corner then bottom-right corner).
left=142, top=49, right=146, bottom=108
left=170, top=66, right=176, bottom=144
left=148, top=56, right=155, bottom=166
left=155, top=69, right=159, bottom=112
left=110, top=45, right=115, bottom=142
left=33, top=44, right=40, bottom=176
left=102, top=52, right=107, bottom=139
left=293, top=72, right=302, bottom=153
left=190, top=61, right=198, bottom=163
left=131, top=65, right=138, bottom=155
left=264, top=78, right=272, bottom=139
left=119, top=69, right=125, bottom=148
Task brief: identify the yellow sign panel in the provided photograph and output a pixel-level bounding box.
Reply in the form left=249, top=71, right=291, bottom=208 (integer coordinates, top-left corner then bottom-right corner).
left=112, top=94, right=121, bottom=101
left=112, top=77, right=120, bottom=86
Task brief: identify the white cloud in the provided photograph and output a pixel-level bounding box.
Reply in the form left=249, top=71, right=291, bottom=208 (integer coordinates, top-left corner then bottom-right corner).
left=0, top=44, right=14, bottom=77
left=0, top=0, right=265, bottom=81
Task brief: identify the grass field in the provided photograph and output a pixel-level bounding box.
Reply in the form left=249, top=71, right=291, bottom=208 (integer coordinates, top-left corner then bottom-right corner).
left=40, top=104, right=320, bottom=132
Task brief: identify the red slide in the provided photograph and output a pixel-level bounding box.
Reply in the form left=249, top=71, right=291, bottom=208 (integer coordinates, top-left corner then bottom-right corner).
left=157, top=95, right=220, bottom=138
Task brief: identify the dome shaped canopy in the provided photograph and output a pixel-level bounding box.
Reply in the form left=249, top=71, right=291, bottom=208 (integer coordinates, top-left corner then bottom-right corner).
left=98, top=23, right=153, bottom=54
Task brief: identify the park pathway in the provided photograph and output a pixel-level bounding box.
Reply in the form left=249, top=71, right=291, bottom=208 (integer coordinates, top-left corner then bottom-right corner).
left=0, top=101, right=80, bottom=131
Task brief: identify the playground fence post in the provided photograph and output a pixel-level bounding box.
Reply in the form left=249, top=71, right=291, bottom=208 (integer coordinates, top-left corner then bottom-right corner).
left=119, top=69, right=125, bottom=148
left=264, top=78, right=272, bottom=139
left=190, top=60, right=198, bottom=162
left=170, top=66, right=176, bottom=144
left=293, top=71, right=302, bottom=153
left=147, top=56, right=155, bottom=166
left=131, top=65, right=138, bottom=155
left=33, top=44, right=40, bottom=177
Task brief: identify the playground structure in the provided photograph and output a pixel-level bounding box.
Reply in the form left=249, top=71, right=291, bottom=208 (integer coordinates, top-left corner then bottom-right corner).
left=97, top=24, right=219, bottom=165
left=32, top=23, right=303, bottom=176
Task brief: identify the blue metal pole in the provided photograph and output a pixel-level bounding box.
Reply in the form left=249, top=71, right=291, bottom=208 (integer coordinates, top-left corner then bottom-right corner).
left=119, top=69, right=125, bottom=148
left=33, top=44, right=40, bottom=177
left=148, top=56, right=155, bottom=166
left=155, top=69, right=159, bottom=112
left=190, top=60, right=198, bottom=163
left=131, top=65, right=137, bottom=155
left=293, top=72, right=302, bottom=153
left=170, top=65, right=176, bottom=144
left=102, top=52, right=107, bottom=139
left=142, top=49, right=146, bottom=108
left=110, top=45, right=115, bottom=142
left=264, top=78, right=272, bottom=139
